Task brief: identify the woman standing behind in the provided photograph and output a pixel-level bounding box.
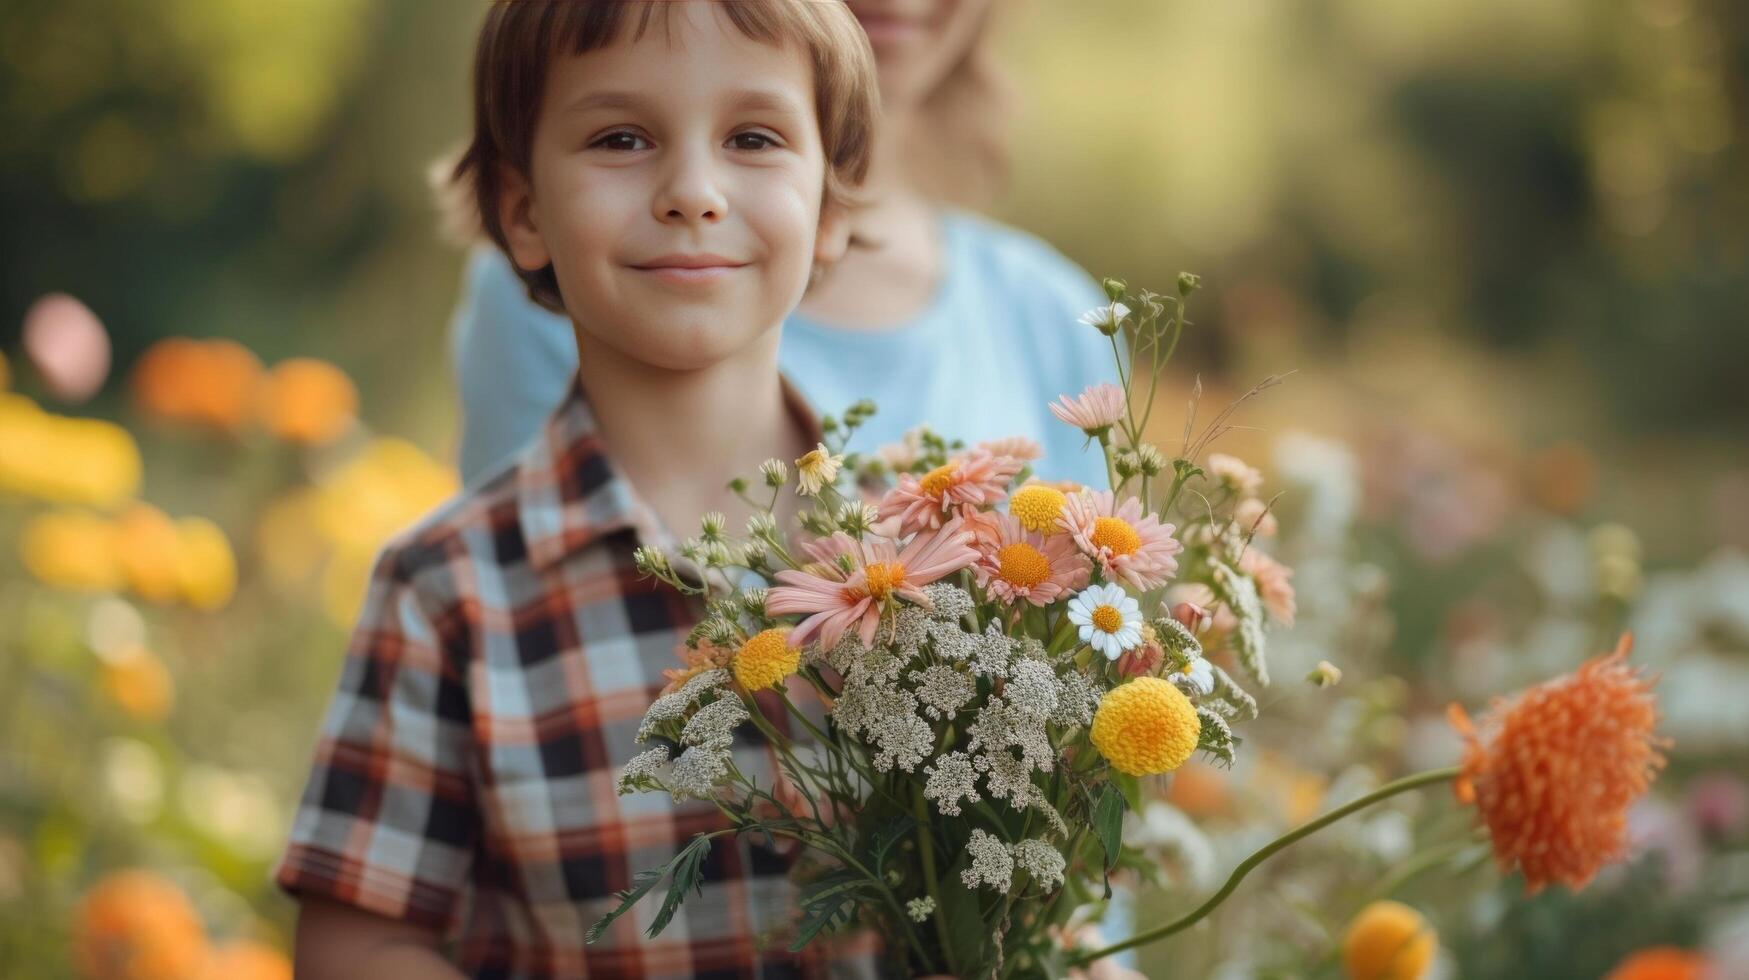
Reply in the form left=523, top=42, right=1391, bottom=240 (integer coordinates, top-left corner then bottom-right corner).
left=447, top=0, right=1117, bottom=487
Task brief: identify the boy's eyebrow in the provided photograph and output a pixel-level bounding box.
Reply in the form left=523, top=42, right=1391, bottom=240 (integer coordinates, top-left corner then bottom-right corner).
left=563, top=90, right=650, bottom=115
left=724, top=88, right=808, bottom=116
left=562, top=88, right=807, bottom=117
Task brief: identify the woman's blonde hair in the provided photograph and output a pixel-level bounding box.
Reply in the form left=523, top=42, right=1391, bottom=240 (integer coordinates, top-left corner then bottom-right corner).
left=443, top=0, right=878, bottom=312
left=898, top=3, right=1014, bottom=207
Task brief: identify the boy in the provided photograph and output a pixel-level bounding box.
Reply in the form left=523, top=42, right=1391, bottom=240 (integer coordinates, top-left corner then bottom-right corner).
left=275, top=3, right=879, bottom=977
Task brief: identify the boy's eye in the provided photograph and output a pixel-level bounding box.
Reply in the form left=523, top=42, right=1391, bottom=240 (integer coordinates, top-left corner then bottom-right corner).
left=590, top=131, right=650, bottom=151
left=728, top=131, right=780, bottom=151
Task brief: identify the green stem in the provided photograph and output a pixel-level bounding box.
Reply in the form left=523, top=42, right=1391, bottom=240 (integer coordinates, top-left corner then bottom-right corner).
left=1066, top=766, right=1461, bottom=967
left=913, top=783, right=956, bottom=974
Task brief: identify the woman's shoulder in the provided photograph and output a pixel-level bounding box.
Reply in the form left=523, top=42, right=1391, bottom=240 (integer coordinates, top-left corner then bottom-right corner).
left=942, top=210, right=1104, bottom=313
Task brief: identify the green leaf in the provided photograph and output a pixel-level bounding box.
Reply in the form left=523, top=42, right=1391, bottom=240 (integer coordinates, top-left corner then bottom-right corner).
left=1112, top=771, right=1145, bottom=814
left=647, top=834, right=714, bottom=938
left=789, top=868, right=868, bottom=951
left=867, top=814, right=916, bottom=880
left=1093, top=783, right=1127, bottom=899
left=588, top=833, right=718, bottom=944
left=939, top=857, right=995, bottom=978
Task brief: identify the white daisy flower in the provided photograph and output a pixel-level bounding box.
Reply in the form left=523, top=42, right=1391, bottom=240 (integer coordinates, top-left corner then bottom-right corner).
left=1171, top=655, right=1215, bottom=695
left=1077, top=301, right=1131, bottom=336
left=1066, top=583, right=1143, bottom=660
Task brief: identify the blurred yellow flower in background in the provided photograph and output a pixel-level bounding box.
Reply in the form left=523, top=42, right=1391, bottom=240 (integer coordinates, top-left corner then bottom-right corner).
left=173, top=516, right=237, bottom=611
left=197, top=940, right=292, bottom=980
left=20, top=509, right=122, bottom=592
left=309, top=438, right=456, bottom=625
left=71, top=870, right=209, bottom=980
left=99, top=647, right=176, bottom=724
left=130, top=338, right=262, bottom=433
left=253, top=488, right=328, bottom=588
left=0, top=394, right=142, bottom=507
left=258, top=357, right=358, bottom=445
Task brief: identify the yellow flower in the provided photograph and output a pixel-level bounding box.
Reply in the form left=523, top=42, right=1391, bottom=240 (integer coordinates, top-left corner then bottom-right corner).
left=1341, top=901, right=1436, bottom=980
left=1090, top=676, right=1200, bottom=776
left=255, top=489, right=327, bottom=588
left=102, top=648, right=176, bottom=724
left=174, top=517, right=237, bottom=611
left=1009, top=484, right=1068, bottom=533
left=258, top=357, right=358, bottom=445
left=733, top=628, right=800, bottom=691
left=794, top=443, right=843, bottom=496
left=19, top=509, right=122, bottom=591
left=0, top=395, right=141, bottom=506
left=73, top=870, right=209, bottom=980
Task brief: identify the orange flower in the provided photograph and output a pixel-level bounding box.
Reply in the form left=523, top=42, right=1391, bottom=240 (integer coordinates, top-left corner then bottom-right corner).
left=1448, top=635, right=1666, bottom=893
left=113, top=504, right=183, bottom=604
left=72, top=870, right=209, bottom=980
left=131, top=338, right=261, bottom=432
left=1603, top=946, right=1710, bottom=980
left=1164, top=761, right=1231, bottom=819
left=1341, top=901, right=1436, bottom=980
left=101, top=648, right=176, bottom=724
left=258, top=357, right=358, bottom=445
left=198, top=940, right=292, bottom=980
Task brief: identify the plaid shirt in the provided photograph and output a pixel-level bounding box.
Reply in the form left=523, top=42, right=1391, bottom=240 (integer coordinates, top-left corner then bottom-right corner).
left=277, top=378, right=878, bottom=979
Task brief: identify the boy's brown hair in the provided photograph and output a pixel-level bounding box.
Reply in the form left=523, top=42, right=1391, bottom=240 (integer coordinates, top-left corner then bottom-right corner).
left=449, top=0, right=879, bottom=313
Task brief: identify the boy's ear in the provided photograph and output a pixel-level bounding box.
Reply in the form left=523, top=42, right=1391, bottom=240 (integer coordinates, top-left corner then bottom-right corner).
left=497, top=164, right=551, bottom=273
left=813, top=198, right=853, bottom=269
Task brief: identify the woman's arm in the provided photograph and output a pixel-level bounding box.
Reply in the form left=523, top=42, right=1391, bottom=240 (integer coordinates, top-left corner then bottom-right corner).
left=292, top=898, right=465, bottom=980
left=449, top=248, right=579, bottom=484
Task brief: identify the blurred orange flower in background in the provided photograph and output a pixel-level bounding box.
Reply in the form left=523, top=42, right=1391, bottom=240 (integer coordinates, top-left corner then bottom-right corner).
left=1341, top=900, right=1437, bottom=980
left=1603, top=946, right=1713, bottom=980
left=130, top=338, right=262, bottom=433
left=71, top=870, right=208, bottom=980
left=1164, top=761, right=1232, bottom=819
left=198, top=940, right=292, bottom=980
left=99, top=647, right=176, bottom=724
left=1449, top=635, right=1666, bottom=893
left=258, top=356, right=358, bottom=445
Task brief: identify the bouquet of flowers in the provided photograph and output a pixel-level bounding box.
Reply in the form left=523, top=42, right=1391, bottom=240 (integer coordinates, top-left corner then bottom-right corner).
left=589, top=276, right=1669, bottom=978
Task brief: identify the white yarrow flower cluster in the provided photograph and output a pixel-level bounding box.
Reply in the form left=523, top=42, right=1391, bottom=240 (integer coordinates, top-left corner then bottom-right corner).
left=681, top=696, right=749, bottom=751
left=906, top=896, right=936, bottom=923
left=962, top=829, right=1015, bottom=893
left=1012, top=838, right=1066, bottom=890
left=635, top=669, right=731, bottom=742
left=616, top=745, right=671, bottom=796
left=668, top=745, right=729, bottom=801
left=913, top=664, right=976, bottom=720
left=922, top=751, right=980, bottom=816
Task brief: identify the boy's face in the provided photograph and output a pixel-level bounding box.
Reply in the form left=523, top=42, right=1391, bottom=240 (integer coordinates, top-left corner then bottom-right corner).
left=501, top=3, right=846, bottom=372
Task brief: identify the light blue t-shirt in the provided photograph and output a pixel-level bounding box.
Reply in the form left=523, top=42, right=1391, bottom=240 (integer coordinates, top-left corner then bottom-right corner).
left=451, top=209, right=1117, bottom=488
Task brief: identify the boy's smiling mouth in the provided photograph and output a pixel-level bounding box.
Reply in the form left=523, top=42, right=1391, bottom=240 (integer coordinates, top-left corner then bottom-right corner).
left=630, top=253, right=750, bottom=285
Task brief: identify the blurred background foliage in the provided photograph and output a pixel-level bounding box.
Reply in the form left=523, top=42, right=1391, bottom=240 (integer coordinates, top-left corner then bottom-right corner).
left=1, top=0, right=1744, bottom=977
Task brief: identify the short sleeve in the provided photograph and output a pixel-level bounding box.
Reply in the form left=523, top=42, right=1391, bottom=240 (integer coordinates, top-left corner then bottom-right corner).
left=450, top=248, right=578, bottom=485
left=274, top=547, right=479, bottom=931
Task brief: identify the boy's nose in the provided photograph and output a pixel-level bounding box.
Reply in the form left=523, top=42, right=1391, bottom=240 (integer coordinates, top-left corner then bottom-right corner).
left=653, top=152, right=728, bottom=225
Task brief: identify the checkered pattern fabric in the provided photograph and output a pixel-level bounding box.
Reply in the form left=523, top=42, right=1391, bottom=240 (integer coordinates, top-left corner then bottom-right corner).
left=276, top=378, right=877, bottom=978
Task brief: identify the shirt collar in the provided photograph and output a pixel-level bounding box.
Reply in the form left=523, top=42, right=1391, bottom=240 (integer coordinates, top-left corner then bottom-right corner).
left=516, top=374, right=823, bottom=572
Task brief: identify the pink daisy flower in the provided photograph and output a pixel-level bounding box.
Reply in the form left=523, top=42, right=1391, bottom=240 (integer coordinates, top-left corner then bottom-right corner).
left=974, top=436, right=1042, bottom=462
left=1240, top=547, right=1296, bottom=626
left=1060, top=490, right=1183, bottom=591
left=877, top=449, right=1024, bottom=536
left=767, top=519, right=978, bottom=650
left=970, top=512, right=1091, bottom=607
left=1048, top=383, right=1126, bottom=436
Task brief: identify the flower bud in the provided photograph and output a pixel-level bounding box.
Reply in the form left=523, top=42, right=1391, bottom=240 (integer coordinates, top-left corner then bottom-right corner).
left=1306, top=660, right=1343, bottom=688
